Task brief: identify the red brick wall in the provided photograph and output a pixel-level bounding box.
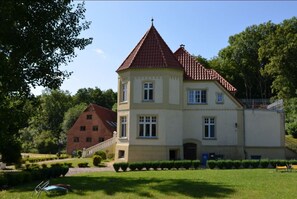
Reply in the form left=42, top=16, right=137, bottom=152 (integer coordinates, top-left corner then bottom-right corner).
left=66, top=107, right=115, bottom=154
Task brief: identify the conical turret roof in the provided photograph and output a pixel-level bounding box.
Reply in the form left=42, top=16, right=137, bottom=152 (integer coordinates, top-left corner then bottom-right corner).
left=116, top=24, right=183, bottom=72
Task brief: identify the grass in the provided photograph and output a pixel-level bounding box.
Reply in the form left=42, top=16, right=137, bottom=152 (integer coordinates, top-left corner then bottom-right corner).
left=1, top=169, right=297, bottom=199
left=286, top=135, right=297, bottom=153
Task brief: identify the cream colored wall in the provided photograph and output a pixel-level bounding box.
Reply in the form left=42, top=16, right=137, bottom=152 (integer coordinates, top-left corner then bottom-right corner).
left=244, top=110, right=285, bottom=147
left=183, top=110, right=239, bottom=146
left=183, top=81, right=241, bottom=110
left=125, top=109, right=183, bottom=146
left=169, top=76, right=181, bottom=105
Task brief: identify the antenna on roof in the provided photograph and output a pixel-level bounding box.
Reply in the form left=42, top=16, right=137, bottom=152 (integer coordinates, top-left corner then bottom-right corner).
left=151, top=17, right=154, bottom=26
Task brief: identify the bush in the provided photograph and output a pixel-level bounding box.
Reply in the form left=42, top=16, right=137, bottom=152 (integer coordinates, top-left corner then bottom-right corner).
left=192, top=160, right=200, bottom=169
left=260, top=159, right=270, bottom=168
left=242, top=160, right=250, bottom=168
left=95, top=150, right=107, bottom=160
left=77, top=150, right=82, bottom=158
left=207, top=160, right=217, bottom=169
left=151, top=161, right=159, bottom=170
left=119, top=162, right=129, bottom=172
left=224, top=160, right=233, bottom=169
left=78, top=162, right=89, bottom=168
left=107, top=153, right=115, bottom=160
left=233, top=160, right=241, bottom=169
left=128, top=162, right=137, bottom=171
left=183, top=160, right=193, bottom=169
left=159, top=161, right=174, bottom=170
left=144, top=162, right=152, bottom=170
left=113, top=163, right=120, bottom=172
left=174, top=161, right=183, bottom=169
left=250, top=160, right=260, bottom=168
left=216, top=160, right=225, bottom=169
left=93, top=155, right=102, bottom=166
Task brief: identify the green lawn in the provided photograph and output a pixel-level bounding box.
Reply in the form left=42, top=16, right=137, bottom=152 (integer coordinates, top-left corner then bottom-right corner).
left=1, top=169, right=297, bottom=199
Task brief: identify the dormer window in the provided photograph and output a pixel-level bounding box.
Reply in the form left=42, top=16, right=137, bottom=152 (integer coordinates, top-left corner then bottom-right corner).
left=143, top=82, right=154, bottom=101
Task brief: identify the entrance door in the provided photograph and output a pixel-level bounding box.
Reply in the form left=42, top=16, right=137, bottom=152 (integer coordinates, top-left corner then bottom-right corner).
left=183, top=143, right=197, bottom=160
left=169, top=149, right=177, bottom=160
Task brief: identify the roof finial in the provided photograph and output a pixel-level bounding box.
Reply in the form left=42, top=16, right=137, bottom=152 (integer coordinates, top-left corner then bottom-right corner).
left=151, top=18, right=154, bottom=26
left=180, top=44, right=185, bottom=48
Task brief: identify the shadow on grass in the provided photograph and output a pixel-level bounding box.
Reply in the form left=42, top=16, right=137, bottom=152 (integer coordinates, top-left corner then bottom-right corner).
left=8, top=174, right=235, bottom=198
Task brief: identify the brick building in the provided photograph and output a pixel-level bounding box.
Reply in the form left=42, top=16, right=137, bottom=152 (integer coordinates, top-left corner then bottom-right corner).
left=66, top=104, right=117, bottom=154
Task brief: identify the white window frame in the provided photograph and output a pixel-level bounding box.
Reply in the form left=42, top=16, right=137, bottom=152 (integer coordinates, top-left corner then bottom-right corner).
left=216, top=92, right=224, bottom=104
left=138, top=116, right=157, bottom=138
left=188, top=89, right=207, bottom=104
left=143, top=82, right=154, bottom=101
left=120, top=116, right=127, bottom=138
left=203, top=117, right=216, bottom=139
left=121, top=82, right=128, bottom=102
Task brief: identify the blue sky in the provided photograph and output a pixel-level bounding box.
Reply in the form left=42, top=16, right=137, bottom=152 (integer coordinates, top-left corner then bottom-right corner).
left=32, top=1, right=297, bottom=95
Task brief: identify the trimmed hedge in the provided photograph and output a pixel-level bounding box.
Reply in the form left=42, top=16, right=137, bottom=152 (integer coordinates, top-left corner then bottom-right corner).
left=24, top=154, right=69, bottom=163
left=0, top=165, right=69, bottom=189
left=93, top=155, right=102, bottom=166
left=113, top=160, right=201, bottom=172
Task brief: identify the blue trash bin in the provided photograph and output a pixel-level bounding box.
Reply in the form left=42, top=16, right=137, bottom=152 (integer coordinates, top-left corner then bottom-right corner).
left=202, top=153, right=209, bottom=167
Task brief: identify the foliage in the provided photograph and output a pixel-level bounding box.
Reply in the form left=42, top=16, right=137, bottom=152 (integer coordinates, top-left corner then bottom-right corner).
left=93, top=155, right=102, bottom=167
left=259, top=17, right=297, bottom=99
left=285, top=135, right=297, bottom=153
left=0, top=0, right=92, bottom=163
left=62, top=103, right=87, bottom=133
left=73, top=87, right=117, bottom=110
left=94, top=150, right=107, bottom=160
left=207, top=160, right=217, bottom=169
left=284, top=98, right=297, bottom=137
left=78, top=162, right=89, bottom=168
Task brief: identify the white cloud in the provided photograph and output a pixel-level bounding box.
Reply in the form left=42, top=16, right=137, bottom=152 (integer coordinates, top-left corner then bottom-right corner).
left=95, top=48, right=104, bottom=55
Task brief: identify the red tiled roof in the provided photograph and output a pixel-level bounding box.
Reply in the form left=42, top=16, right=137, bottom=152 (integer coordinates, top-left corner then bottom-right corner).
left=116, top=25, right=183, bottom=72
left=174, top=46, right=237, bottom=93
left=87, top=104, right=117, bottom=132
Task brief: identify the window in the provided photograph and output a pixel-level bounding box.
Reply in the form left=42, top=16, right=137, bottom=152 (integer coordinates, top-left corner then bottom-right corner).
left=121, top=83, right=128, bottom=102
left=188, top=90, right=207, bottom=104
left=216, top=93, right=224, bottom=104
left=143, top=82, right=153, bottom=101
left=86, top=114, right=92, bottom=120
left=120, top=116, right=127, bottom=138
left=73, top=137, right=79, bottom=142
left=118, top=150, right=125, bottom=158
left=93, top=125, right=98, bottom=131
left=98, top=137, right=104, bottom=142
left=86, top=137, right=92, bottom=142
left=204, top=117, right=215, bottom=139
left=80, top=126, right=86, bottom=131
left=138, top=116, right=157, bottom=138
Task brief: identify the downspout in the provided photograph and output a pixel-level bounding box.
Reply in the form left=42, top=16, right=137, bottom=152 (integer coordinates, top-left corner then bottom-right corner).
left=242, top=109, right=247, bottom=159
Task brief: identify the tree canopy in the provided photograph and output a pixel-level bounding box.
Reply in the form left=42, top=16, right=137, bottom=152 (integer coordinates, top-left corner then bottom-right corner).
left=0, top=0, right=92, bottom=163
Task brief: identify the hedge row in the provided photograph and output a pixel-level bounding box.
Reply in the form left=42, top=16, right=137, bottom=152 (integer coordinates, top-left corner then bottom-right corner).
left=207, top=159, right=297, bottom=169
left=0, top=165, right=69, bottom=189
left=23, top=154, right=69, bottom=163
left=113, top=160, right=201, bottom=172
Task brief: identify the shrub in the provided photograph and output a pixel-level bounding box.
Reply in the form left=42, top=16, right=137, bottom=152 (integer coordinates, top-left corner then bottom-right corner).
left=224, top=160, right=233, bottom=169
left=260, top=159, right=270, bottom=168
left=174, top=161, right=184, bottom=169
left=144, top=162, right=152, bottom=170
left=216, top=160, right=225, bottom=169
left=289, top=159, right=297, bottom=165
left=183, top=160, right=193, bottom=169
left=63, top=163, right=73, bottom=168
left=107, top=153, right=115, bottom=160
left=250, top=160, right=260, bottom=168
left=242, top=160, right=250, bottom=168
left=41, top=164, right=47, bottom=169
left=207, top=160, right=217, bottom=169
left=135, top=162, right=145, bottom=171
left=93, top=155, right=102, bottom=166
left=233, top=160, right=241, bottom=169
left=159, top=161, right=174, bottom=170
left=95, top=150, right=107, bottom=160
left=119, top=162, right=128, bottom=172
left=113, top=163, right=120, bottom=172
left=151, top=161, right=160, bottom=170
left=77, top=150, right=82, bottom=158
left=192, top=160, right=200, bottom=169
left=78, top=162, right=89, bottom=168
left=128, top=162, right=137, bottom=171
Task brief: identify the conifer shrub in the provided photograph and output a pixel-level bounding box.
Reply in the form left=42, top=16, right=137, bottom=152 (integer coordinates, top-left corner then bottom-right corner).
left=233, top=160, right=241, bottom=169
left=242, top=160, right=251, bottom=168
left=128, top=162, right=137, bottom=171
left=260, top=159, right=270, bottom=168
left=113, top=163, right=120, bottom=172
left=95, top=150, right=107, bottom=160
left=93, top=155, right=102, bottom=166
left=192, top=160, right=200, bottom=169
left=207, top=160, right=217, bottom=169
left=174, top=161, right=183, bottom=169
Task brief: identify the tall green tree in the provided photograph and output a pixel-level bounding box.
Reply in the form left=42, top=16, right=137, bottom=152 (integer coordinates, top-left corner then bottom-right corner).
left=259, top=17, right=297, bottom=99
left=73, top=87, right=117, bottom=110
left=0, top=1, right=92, bottom=162
left=212, top=22, right=276, bottom=99
left=62, top=103, right=87, bottom=133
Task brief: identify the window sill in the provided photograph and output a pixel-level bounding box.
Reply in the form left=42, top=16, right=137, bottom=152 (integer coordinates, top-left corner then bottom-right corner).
left=137, top=136, right=158, bottom=139
left=142, top=100, right=154, bottom=103
left=120, top=101, right=128, bottom=104
left=119, top=137, right=128, bottom=140
left=187, top=103, right=208, bottom=105
left=203, top=138, right=217, bottom=140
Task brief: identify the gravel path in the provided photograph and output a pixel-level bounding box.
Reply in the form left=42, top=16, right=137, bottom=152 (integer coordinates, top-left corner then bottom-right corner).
left=66, top=162, right=114, bottom=176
